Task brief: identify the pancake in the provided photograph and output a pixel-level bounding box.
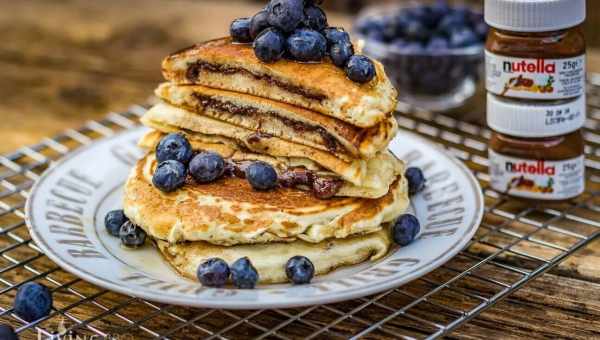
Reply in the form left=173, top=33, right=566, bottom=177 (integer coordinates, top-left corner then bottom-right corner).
left=139, top=130, right=404, bottom=199
left=155, top=83, right=397, bottom=158
left=141, top=103, right=398, bottom=187
left=156, top=227, right=392, bottom=284
left=161, top=37, right=398, bottom=128
left=123, top=155, right=409, bottom=246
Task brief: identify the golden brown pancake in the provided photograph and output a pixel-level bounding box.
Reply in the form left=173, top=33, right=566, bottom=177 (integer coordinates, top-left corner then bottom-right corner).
left=139, top=130, right=404, bottom=199
left=123, top=155, right=409, bottom=246
left=155, top=83, right=397, bottom=158
left=156, top=226, right=392, bottom=284
left=161, top=37, right=398, bottom=128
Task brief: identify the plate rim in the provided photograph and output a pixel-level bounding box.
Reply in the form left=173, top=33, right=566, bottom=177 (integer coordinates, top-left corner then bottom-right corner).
left=25, top=127, right=484, bottom=309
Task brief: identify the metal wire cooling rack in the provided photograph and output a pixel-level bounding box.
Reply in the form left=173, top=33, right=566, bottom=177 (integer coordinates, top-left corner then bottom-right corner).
left=1, top=76, right=600, bottom=339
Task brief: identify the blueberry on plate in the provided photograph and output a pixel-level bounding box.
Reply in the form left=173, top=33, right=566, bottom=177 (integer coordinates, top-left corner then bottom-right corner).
left=119, top=221, right=147, bottom=248
left=286, top=28, right=327, bottom=62
left=303, top=5, right=327, bottom=31
left=197, top=258, right=230, bottom=287
left=267, top=0, right=305, bottom=33
left=231, top=257, right=259, bottom=289
left=323, top=27, right=350, bottom=48
left=254, top=28, right=286, bottom=63
left=246, top=162, right=278, bottom=190
left=155, top=133, right=193, bottom=165
left=285, top=256, right=315, bottom=284
left=250, top=10, right=270, bottom=39
left=13, top=282, right=52, bottom=322
left=230, top=17, right=253, bottom=43
left=405, top=167, right=426, bottom=195
left=189, top=152, right=225, bottom=183
left=104, top=209, right=128, bottom=237
left=0, top=324, right=17, bottom=340
left=345, top=55, right=376, bottom=83
left=329, top=42, right=354, bottom=67
left=152, top=160, right=187, bottom=192
left=392, top=214, right=420, bottom=246
left=449, top=27, right=478, bottom=48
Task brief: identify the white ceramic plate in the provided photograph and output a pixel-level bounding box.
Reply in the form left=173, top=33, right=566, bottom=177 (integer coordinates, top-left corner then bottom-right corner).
left=26, top=127, right=483, bottom=309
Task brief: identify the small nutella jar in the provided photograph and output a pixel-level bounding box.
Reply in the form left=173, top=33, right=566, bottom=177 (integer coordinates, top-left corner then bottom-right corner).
left=487, top=94, right=586, bottom=201
left=485, top=0, right=586, bottom=100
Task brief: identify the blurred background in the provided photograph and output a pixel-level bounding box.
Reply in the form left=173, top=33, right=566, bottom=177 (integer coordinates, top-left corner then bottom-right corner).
left=1, top=0, right=599, bottom=153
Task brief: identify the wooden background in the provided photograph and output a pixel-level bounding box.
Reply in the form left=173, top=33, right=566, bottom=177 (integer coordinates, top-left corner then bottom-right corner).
left=2, top=1, right=600, bottom=339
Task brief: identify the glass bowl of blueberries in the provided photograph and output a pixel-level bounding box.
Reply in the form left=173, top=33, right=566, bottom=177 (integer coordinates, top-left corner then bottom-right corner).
left=354, top=1, right=488, bottom=111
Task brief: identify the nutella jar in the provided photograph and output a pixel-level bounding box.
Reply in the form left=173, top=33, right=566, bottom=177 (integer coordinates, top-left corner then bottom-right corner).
left=487, top=93, right=586, bottom=201
left=485, top=0, right=586, bottom=100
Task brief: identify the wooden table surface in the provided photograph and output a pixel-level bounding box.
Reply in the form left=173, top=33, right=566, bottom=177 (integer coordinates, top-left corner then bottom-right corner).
left=2, top=1, right=600, bottom=338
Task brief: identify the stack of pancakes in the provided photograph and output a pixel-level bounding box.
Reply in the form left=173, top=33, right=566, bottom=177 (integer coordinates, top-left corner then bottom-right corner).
left=123, top=38, right=410, bottom=284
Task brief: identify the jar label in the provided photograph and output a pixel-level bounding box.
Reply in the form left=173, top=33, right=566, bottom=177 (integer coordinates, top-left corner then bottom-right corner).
left=485, top=51, right=585, bottom=99
left=489, top=150, right=585, bottom=200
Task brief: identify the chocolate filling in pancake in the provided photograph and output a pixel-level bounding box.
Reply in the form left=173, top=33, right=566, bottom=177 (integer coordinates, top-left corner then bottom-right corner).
left=185, top=60, right=327, bottom=102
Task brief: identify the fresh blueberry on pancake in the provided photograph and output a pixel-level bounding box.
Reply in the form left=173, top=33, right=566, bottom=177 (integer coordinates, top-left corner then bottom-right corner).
left=13, top=282, right=52, bottom=322
left=152, top=160, right=187, bottom=192
left=345, top=55, right=376, bottom=83
left=155, top=133, right=193, bottom=165
left=250, top=10, right=270, bottom=39
left=246, top=162, right=278, bottom=190
left=119, top=221, right=147, bottom=248
left=405, top=167, right=426, bottom=195
left=392, top=214, right=420, bottom=246
left=323, top=27, right=351, bottom=48
left=0, top=324, right=17, bottom=340
left=189, top=152, right=225, bottom=183
left=104, top=209, right=128, bottom=237
left=230, top=18, right=253, bottom=43
left=329, top=41, right=354, bottom=67
left=230, top=257, right=259, bottom=289
left=303, top=5, right=327, bottom=31
left=254, top=28, right=286, bottom=63
left=267, top=0, right=305, bottom=33
left=285, top=256, right=315, bottom=284
left=286, top=28, right=327, bottom=62
left=197, top=258, right=230, bottom=287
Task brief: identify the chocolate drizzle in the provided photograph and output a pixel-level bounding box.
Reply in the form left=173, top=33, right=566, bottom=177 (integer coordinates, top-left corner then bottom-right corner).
left=191, top=93, right=341, bottom=153
left=185, top=61, right=327, bottom=102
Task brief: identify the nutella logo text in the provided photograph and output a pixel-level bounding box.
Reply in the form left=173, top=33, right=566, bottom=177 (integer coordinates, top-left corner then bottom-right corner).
left=505, top=160, right=555, bottom=176
left=502, top=59, right=556, bottom=74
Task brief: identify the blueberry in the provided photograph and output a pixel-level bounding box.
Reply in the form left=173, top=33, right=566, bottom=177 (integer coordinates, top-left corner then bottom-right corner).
left=119, top=221, right=146, bottom=248
left=285, top=256, right=314, bottom=284
left=345, top=55, right=376, bottom=83
left=329, top=42, right=354, bottom=67
left=449, top=27, right=479, bottom=48
left=304, top=0, right=323, bottom=5
left=152, top=160, right=187, bottom=192
left=254, top=28, right=286, bottom=63
left=437, top=12, right=467, bottom=35
left=0, top=324, right=17, bottom=340
left=426, top=36, right=449, bottom=51
left=303, top=5, right=327, bottom=31
left=405, top=167, right=426, bottom=194
left=104, top=209, right=128, bottom=237
left=246, top=162, right=278, bottom=190
left=231, top=257, right=259, bottom=289
left=13, top=282, right=52, bottom=322
left=355, top=17, right=383, bottom=36
left=267, top=0, right=305, bottom=33
left=323, top=27, right=350, bottom=48
left=250, top=10, right=270, bottom=39
left=189, top=152, right=225, bottom=183
left=286, top=28, right=327, bottom=62
left=392, top=214, right=420, bottom=246
left=156, top=133, right=193, bottom=165
left=430, top=1, right=452, bottom=23
left=404, top=20, right=429, bottom=42
left=230, top=18, right=252, bottom=43
left=473, top=21, right=489, bottom=40
left=197, top=258, right=230, bottom=287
